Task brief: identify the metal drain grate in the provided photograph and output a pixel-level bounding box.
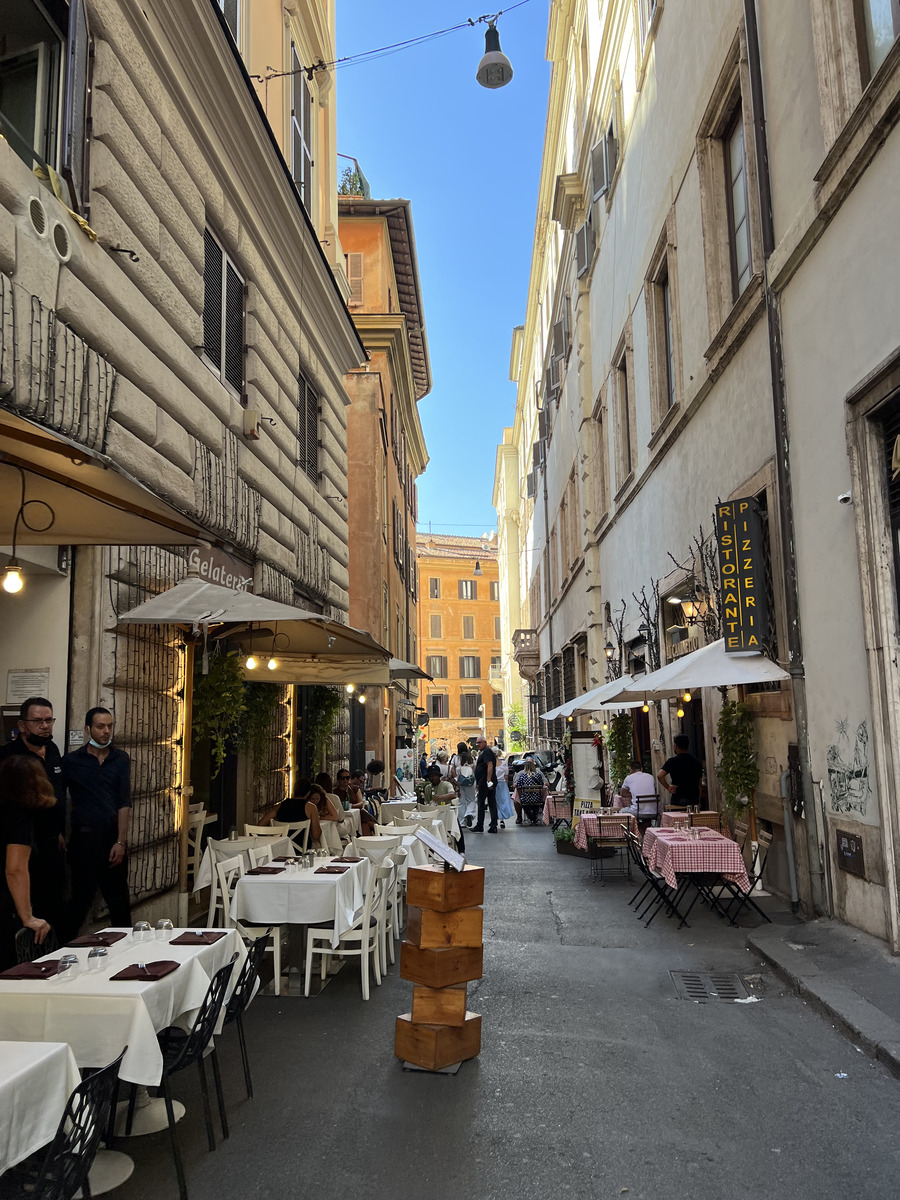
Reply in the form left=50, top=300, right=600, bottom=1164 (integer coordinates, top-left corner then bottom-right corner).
left=671, top=971, right=750, bottom=1001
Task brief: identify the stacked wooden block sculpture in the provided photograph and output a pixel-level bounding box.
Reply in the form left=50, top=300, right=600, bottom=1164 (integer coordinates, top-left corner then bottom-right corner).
left=395, top=864, right=484, bottom=1072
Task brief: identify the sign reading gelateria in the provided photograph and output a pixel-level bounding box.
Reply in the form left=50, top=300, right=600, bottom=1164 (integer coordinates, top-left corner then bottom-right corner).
left=186, top=545, right=252, bottom=592
left=715, top=497, right=770, bottom=652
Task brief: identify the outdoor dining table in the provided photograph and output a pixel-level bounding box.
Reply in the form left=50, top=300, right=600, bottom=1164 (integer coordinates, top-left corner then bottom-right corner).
left=573, top=812, right=639, bottom=851
left=232, top=856, right=370, bottom=949
left=659, top=811, right=719, bottom=828
left=193, top=834, right=294, bottom=892
left=0, top=1040, right=80, bottom=1176
left=0, top=927, right=246, bottom=1086
left=642, top=827, right=750, bottom=892
left=542, top=792, right=571, bottom=827
left=380, top=801, right=460, bottom=842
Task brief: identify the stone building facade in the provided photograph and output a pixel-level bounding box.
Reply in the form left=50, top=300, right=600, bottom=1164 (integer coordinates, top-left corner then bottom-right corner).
left=496, top=0, right=900, bottom=946
left=0, top=0, right=363, bottom=914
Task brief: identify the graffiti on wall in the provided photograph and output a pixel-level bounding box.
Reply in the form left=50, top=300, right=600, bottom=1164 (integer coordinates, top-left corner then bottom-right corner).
left=827, top=719, right=872, bottom=816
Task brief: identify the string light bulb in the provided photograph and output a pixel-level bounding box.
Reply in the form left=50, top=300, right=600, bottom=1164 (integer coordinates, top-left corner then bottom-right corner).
left=2, top=559, right=23, bottom=594
left=346, top=683, right=355, bottom=693
left=245, top=655, right=257, bottom=670
left=642, top=702, right=649, bottom=713
left=677, top=705, right=685, bottom=718
left=683, top=690, right=692, bottom=702
left=358, top=693, right=366, bottom=705
left=267, top=657, right=278, bottom=670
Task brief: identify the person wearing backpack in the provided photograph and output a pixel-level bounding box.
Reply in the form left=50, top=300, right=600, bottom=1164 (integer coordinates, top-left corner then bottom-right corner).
left=451, top=746, right=478, bottom=828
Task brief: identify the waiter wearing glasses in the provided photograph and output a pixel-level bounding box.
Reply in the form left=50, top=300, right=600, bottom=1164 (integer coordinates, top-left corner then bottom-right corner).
left=0, top=696, right=67, bottom=933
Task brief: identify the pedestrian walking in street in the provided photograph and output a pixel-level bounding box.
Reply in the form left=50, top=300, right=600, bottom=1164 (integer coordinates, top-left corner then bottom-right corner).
left=0, top=697, right=67, bottom=934
left=63, top=707, right=132, bottom=940
left=495, top=753, right=514, bottom=828
left=0, top=756, right=56, bottom=969
left=451, top=745, right=478, bottom=827
left=472, top=736, right=498, bottom=833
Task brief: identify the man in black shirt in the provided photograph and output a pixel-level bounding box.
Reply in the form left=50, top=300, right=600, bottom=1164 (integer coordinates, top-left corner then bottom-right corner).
left=657, top=734, right=703, bottom=808
left=472, top=736, right=498, bottom=833
left=0, top=696, right=67, bottom=932
left=64, top=707, right=132, bottom=938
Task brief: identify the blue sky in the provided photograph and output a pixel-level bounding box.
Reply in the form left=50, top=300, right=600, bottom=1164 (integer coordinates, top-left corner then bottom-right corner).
left=335, top=1, right=550, bottom=536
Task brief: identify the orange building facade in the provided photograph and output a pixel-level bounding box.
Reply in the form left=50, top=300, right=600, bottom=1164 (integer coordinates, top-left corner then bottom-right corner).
left=340, top=197, right=430, bottom=767
left=416, top=535, right=504, bottom=753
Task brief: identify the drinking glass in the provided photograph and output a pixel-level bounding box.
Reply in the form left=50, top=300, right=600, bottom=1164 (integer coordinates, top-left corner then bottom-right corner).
left=87, top=947, right=109, bottom=972
left=58, top=953, right=80, bottom=981
left=156, top=918, right=174, bottom=940
left=132, top=921, right=152, bottom=943
left=285, top=857, right=297, bottom=874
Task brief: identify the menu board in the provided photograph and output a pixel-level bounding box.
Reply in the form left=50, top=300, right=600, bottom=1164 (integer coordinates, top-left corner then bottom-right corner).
left=572, top=797, right=607, bottom=828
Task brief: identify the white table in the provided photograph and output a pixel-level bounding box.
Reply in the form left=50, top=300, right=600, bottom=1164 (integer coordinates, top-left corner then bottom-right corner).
left=0, top=1041, right=80, bottom=1175
left=194, top=836, right=294, bottom=892
left=380, top=802, right=460, bottom=842
left=0, top=928, right=247, bottom=1086
left=232, top=858, right=370, bottom=948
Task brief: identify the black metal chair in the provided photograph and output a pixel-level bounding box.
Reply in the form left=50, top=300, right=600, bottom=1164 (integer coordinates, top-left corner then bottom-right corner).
left=721, top=827, right=774, bottom=924
left=6, top=1049, right=125, bottom=1200
left=623, top=828, right=685, bottom=927
left=126, top=956, right=236, bottom=1200
left=15, top=925, right=60, bottom=963
left=224, top=930, right=270, bottom=1099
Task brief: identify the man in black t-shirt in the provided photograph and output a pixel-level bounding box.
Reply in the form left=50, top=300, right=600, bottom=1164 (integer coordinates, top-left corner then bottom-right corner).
left=657, top=734, right=703, bottom=808
left=472, top=736, right=498, bottom=833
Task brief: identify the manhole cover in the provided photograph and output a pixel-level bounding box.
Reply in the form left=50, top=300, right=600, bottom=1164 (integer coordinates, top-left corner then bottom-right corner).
left=670, top=970, right=750, bottom=1001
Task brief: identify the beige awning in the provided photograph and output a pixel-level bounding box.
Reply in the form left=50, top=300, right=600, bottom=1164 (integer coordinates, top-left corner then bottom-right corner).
left=622, top=638, right=790, bottom=698
left=0, top=409, right=204, bottom=545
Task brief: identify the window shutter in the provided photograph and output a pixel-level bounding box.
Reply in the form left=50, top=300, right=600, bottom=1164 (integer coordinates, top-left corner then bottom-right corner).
left=591, top=137, right=609, bottom=201
left=302, top=76, right=313, bottom=207
left=533, top=442, right=543, bottom=472
left=61, top=0, right=91, bottom=216
left=299, top=374, right=319, bottom=479
left=526, top=469, right=536, bottom=500
left=549, top=355, right=562, bottom=395
left=606, top=128, right=619, bottom=183
left=203, top=231, right=223, bottom=367
left=224, top=263, right=244, bottom=392
left=552, top=319, right=566, bottom=361
left=538, top=409, right=548, bottom=442
left=347, top=252, right=364, bottom=305
left=575, top=217, right=594, bottom=278
left=562, top=297, right=571, bottom=354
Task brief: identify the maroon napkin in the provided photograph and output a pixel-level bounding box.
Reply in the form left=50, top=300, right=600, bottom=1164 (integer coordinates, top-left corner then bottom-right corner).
left=169, top=931, right=228, bottom=946
left=315, top=865, right=350, bottom=875
left=272, top=856, right=296, bottom=862
left=0, top=959, right=62, bottom=979
left=333, top=856, right=363, bottom=864
left=111, top=960, right=180, bottom=981
left=245, top=866, right=285, bottom=876
left=67, top=931, right=128, bottom=948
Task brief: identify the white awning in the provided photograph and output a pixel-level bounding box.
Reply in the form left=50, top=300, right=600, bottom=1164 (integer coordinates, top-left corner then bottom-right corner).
left=117, top=576, right=393, bottom=685
left=621, top=638, right=790, bottom=698
left=539, top=675, right=645, bottom=720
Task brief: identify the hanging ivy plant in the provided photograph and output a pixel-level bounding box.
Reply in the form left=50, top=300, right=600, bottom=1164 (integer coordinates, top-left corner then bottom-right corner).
left=605, top=712, right=634, bottom=790
left=305, top=685, right=344, bottom=767
left=235, top=682, right=285, bottom=782
left=192, top=650, right=247, bottom=777
left=716, top=700, right=759, bottom=814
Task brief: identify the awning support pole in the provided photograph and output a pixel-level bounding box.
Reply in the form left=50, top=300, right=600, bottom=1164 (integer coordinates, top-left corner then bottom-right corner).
left=177, top=639, right=194, bottom=926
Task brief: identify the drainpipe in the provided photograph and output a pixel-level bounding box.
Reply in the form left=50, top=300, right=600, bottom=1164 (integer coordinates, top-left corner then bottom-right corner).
left=780, top=768, right=801, bottom=912
left=743, top=0, right=827, bottom=914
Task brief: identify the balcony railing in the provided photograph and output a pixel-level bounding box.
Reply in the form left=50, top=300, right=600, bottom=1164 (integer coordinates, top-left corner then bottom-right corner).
left=512, top=628, right=540, bottom=679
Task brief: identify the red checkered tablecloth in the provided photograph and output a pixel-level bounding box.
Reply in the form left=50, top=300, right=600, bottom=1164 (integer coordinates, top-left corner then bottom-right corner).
left=542, top=794, right=572, bottom=824
left=574, top=813, right=638, bottom=851
left=642, top=828, right=750, bottom=892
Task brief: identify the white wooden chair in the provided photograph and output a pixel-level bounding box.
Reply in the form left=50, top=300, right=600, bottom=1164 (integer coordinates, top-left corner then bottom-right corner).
left=375, top=821, right=417, bottom=836
left=249, top=844, right=273, bottom=867
left=186, top=808, right=206, bottom=890
left=304, top=861, right=392, bottom=1000
left=216, top=856, right=284, bottom=996
left=355, top=834, right=403, bottom=867
left=244, top=824, right=285, bottom=839
left=270, top=820, right=311, bottom=853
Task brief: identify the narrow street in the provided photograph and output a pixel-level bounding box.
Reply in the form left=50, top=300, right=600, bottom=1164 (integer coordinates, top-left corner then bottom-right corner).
left=114, top=828, right=900, bottom=1200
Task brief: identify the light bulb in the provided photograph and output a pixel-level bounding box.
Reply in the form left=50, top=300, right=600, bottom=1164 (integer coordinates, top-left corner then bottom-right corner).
left=267, top=657, right=277, bottom=670
left=358, top=693, right=366, bottom=704
left=683, top=690, right=692, bottom=702
left=677, top=707, right=685, bottom=718
left=2, top=561, right=23, bottom=593
left=642, top=703, right=649, bottom=713
left=567, top=716, right=573, bottom=723
left=245, top=655, right=257, bottom=670
left=602, top=722, right=608, bottom=731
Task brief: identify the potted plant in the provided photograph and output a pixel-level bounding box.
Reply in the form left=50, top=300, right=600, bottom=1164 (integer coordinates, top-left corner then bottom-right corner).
left=716, top=699, right=759, bottom=834
left=604, top=713, right=634, bottom=793
left=553, top=825, right=587, bottom=857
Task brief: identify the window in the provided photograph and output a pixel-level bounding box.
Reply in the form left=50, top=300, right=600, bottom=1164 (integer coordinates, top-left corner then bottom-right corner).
left=430, top=613, right=441, bottom=639
left=460, top=693, right=482, bottom=719
left=638, top=0, right=659, bottom=48
left=492, top=694, right=504, bottom=719
left=203, top=230, right=244, bottom=393
left=529, top=565, right=542, bottom=627
left=0, top=0, right=90, bottom=214
left=296, top=368, right=319, bottom=481
left=217, top=0, right=241, bottom=46
left=428, top=693, right=448, bottom=719
left=346, top=252, right=364, bottom=306
left=645, top=213, right=682, bottom=431
left=463, top=615, right=475, bottom=639
left=724, top=108, right=751, bottom=301
left=290, top=41, right=313, bottom=211
left=459, top=655, right=481, bottom=679
left=426, top=655, right=448, bottom=678
left=491, top=655, right=502, bottom=671
left=429, top=578, right=440, bottom=599
left=857, top=0, right=900, bottom=81
left=490, top=581, right=500, bottom=601
left=613, top=329, right=636, bottom=489
left=494, top=616, right=502, bottom=640
left=458, top=580, right=476, bottom=600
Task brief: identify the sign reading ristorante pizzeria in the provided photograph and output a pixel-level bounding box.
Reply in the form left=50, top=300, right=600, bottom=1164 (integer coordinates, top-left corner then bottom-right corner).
left=715, top=498, right=770, bottom=652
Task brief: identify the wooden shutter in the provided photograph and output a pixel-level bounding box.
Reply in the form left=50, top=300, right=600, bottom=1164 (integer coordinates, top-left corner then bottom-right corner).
left=576, top=215, right=595, bottom=278
left=463, top=615, right=474, bottom=639
left=549, top=356, right=562, bottom=395
left=552, top=319, right=566, bottom=361
left=430, top=613, right=441, bottom=638
left=224, top=263, right=244, bottom=392
left=533, top=442, right=542, bottom=472
left=526, top=469, right=536, bottom=500
left=347, top=252, right=364, bottom=306
left=203, top=231, right=223, bottom=367
left=61, top=0, right=91, bottom=216
left=591, top=137, right=609, bottom=201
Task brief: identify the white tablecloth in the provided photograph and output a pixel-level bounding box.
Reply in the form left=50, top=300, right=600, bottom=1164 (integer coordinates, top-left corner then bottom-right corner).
left=0, top=1041, right=80, bottom=1175
left=379, top=802, right=460, bottom=842
left=232, top=858, right=369, bottom=948
left=0, top=928, right=246, bottom=1087
left=194, top=836, right=294, bottom=892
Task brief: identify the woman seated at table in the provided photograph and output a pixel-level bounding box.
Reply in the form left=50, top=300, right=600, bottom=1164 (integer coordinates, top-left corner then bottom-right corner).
left=0, top=756, right=55, bottom=970
left=512, top=757, right=547, bottom=825
left=266, top=779, right=345, bottom=852
left=318, top=771, right=376, bottom=838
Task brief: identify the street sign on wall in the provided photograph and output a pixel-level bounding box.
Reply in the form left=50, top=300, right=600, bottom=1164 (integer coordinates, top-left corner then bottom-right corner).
left=715, top=498, right=770, bottom=652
